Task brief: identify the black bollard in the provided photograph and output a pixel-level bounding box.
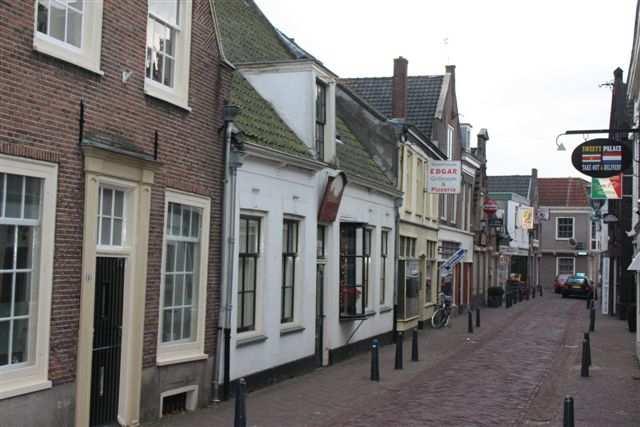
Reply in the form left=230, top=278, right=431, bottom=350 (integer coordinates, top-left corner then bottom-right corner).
left=370, top=338, right=380, bottom=381
left=234, top=378, right=247, bottom=427
left=411, top=329, right=419, bottom=362
left=580, top=339, right=590, bottom=377
left=506, top=293, right=510, bottom=308
left=563, top=396, right=575, bottom=427
left=394, top=331, right=404, bottom=370
left=589, top=307, right=595, bottom=332
left=468, top=310, right=474, bottom=333
left=539, top=285, right=543, bottom=297
left=586, top=297, right=591, bottom=310
left=476, top=307, right=480, bottom=328
left=532, top=286, right=536, bottom=299
left=584, top=332, right=591, bottom=367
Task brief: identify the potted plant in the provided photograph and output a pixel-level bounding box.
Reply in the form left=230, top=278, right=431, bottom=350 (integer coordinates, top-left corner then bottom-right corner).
left=487, top=286, right=504, bottom=307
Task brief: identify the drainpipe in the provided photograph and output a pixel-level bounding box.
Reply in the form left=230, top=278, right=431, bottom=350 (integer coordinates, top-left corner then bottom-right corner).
left=213, top=105, right=243, bottom=402
left=392, top=130, right=406, bottom=340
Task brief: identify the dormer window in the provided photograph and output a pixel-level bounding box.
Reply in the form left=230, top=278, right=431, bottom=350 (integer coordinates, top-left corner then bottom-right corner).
left=316, top=80, right=327, bottom=161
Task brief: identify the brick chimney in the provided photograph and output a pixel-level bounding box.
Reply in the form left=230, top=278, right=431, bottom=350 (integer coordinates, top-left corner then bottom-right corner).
left=392, top=57, right=408, bottom=119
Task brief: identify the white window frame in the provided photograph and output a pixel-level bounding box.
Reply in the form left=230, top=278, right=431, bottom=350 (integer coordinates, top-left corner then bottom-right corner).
left=144, top=0, right=193, bottom=111
left=405, top=152, right=413, bottom=212
left=380, top=228, right=390, bottom=306
left=555, top=217, right=575, bottom=240
left=447, top=125, right=454, bottom=159
left=96, top=186, right=127, bottom=250
left=157, top=190, right=210, bottom=366
left=281, top=216, right=301, bottom=325
left=0, top=155, right=57, bottom=399
left=236, top=210, right=265, bottom=340
left=33, top=0, right=104, bottom=75
left=556, top=257, right=575, bottom=276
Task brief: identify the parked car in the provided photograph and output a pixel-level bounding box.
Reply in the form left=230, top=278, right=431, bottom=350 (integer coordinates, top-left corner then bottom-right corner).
left=561, top=275, right=593, bottom=299
left=553, top=274, right=571, bottom=293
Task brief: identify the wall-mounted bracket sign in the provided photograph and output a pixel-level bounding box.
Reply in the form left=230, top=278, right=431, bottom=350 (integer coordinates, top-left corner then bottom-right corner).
left=571, top=138, right=631, bottom=178
left=318, top=172, right=347, bottom=223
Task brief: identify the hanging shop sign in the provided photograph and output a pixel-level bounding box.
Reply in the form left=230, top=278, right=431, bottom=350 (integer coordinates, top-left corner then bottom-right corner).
left=518, top=207, right=535, bottom=230
left=591, top=174, right=622, bottom=199
left=427, top=161, right=461, bottom=194
left=318, top=172, right=347, bottom=223
left=571, top=139, right=631, bottom=178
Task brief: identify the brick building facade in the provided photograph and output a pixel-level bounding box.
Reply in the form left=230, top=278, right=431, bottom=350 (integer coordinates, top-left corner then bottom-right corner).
left=0, top=1, right=230, bottom=425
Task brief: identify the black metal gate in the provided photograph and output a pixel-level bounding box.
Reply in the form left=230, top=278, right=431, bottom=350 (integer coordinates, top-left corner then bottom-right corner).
left=90, top=257, right=125, bottom=426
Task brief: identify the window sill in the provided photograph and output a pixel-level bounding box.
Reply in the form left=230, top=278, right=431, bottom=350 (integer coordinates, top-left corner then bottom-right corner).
left=156, top=352, right=208, bottom=367
left=33, top=35, right=103, bottom=76
left=236, top=334, right=268, bottom=348
left=397, top=315, right=420, bottom=323
left=379, top=305, right=393, bottom=314
left=365, top=309, right=376, bottom=317
left=339, top=314, right=368, bottom=321
left=144, top=81, right=192, bottom=112
left=280, top=325, right=305, bottom=336
left=0, top=378, right=52, bottom=400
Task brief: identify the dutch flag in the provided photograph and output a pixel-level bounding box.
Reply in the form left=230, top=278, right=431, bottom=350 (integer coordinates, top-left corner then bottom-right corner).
left=602, top=150, right=621, bottom=163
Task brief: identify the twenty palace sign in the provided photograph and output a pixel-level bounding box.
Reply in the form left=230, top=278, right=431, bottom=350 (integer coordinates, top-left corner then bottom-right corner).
left=571, top=138, right=631, bottom=178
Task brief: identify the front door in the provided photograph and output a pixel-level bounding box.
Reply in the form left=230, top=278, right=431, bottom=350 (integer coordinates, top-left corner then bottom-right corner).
left=315, top=263, right=325, bottom=366
left=90, top=257, right=125, bottom=426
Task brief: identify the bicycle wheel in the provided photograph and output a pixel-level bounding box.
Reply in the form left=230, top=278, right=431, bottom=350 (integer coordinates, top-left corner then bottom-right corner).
left=431, top=309, right=446, bottom=328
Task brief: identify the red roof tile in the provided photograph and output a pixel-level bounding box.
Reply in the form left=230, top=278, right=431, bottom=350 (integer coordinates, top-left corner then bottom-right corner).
left=538, top=178, right=590, bottom=207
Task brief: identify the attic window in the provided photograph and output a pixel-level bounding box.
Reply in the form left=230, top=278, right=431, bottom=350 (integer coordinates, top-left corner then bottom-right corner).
left=316, top=81, right=327, bottom=161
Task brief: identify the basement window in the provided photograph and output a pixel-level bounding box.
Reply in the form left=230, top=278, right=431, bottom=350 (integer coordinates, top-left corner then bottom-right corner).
left=160, top=386, right=198, bottom=418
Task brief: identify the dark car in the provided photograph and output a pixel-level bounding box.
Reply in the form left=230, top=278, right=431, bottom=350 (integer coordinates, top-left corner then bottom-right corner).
left=561, top=275, right=593, bottom=299
left=553, top=274, right=571, bottom=294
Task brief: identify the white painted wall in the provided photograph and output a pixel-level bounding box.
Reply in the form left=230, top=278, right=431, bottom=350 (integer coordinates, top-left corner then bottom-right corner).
left=229, top=156, right=321, bottom=381
left=324, top=182, right=397, bottom=351
left=227, top=157, right=397, bottom=381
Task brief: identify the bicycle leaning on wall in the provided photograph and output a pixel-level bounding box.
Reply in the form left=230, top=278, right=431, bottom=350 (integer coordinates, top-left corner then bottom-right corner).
left=431, top=292, right=453, bottom=328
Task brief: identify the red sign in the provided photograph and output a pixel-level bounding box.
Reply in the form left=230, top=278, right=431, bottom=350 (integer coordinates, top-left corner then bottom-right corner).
left=483, top=199, right=497, bottom=216
left=318, top=173, right=347, bottom=223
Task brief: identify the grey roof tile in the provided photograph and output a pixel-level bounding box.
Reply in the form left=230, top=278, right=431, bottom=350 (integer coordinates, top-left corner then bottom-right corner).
left=487, top=175, right=532, bottom=199
left=340, top=76, right=444, bottom=140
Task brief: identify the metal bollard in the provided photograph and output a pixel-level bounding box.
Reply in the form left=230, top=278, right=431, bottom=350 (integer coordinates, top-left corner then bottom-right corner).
left=411, top=329, right=419, bottom=362
left=370, top=338, right=380, bottom=381
left=468, top=310, right=474, bottom=333
left=394, top=331, right=403, bottom=370
left=476, top=307, right=480, bottom=328
left=584, top=332, right=591, bottom=367
left=234, top=378, right=247, bottom=427
left=539, top=285, right=543, bottom=297
left=589, top=307, right=595, bottom=332
left=586, top=297, right=591, bottom=310
left=532, top=286, right=536, bottom=299
left=580, top=339, right=590, bottom=377
left=563, top=396, right=575, bottom=427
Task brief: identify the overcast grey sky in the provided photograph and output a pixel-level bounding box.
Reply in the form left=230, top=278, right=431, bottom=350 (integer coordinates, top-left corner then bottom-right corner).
left=255, top=0, right=637, bottom=178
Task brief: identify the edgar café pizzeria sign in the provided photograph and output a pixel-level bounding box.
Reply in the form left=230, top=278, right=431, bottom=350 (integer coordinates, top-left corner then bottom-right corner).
left=571, top=138, right=631, bottom=178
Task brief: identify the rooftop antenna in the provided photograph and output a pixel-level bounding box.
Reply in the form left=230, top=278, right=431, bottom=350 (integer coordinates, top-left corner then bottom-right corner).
left=443, top=37, right=450, bottom=64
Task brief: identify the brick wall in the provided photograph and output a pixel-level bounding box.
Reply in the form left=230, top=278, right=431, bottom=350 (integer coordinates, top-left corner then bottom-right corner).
left=0, top=0, right=231, bottom=384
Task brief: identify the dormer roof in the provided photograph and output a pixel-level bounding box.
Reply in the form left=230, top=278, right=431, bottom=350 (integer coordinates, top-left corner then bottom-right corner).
left=230, top=73, right=311, bottom=158
left=340, top=75, right=444, bottom=140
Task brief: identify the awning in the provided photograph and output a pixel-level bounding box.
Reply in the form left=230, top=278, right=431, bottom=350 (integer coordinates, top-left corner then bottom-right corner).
left=628, top=252, right=640, bottom=271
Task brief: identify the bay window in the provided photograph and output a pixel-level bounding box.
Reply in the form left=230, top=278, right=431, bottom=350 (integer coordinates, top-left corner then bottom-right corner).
left=339, top=223, right=370, bottom=318
left=145, top=0, right=193, bottom=109
left=0, top=156, right=57, bottom=399
left=158, top=191, right=210, bottom=364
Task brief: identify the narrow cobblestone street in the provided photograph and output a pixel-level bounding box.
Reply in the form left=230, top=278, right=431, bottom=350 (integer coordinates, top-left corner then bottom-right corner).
left=150, top=293, right=640, bottom=426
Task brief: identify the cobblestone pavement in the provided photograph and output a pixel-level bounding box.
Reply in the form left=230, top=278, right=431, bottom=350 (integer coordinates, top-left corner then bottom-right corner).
left=150, top=293, right=640, bottom=427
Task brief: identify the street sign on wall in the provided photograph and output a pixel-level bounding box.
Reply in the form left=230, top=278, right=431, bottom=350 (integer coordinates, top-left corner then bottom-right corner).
left=427, top=161, right=461, bottom=194
left=439, top=248, right=466, bottom=276
left=591, top=174, right=622, bottom=199
left=571, top=139, right=631, bottom=178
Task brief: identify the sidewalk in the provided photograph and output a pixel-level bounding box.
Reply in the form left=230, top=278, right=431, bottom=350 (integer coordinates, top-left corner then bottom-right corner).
left=148, top=296, right=539, bottom=427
